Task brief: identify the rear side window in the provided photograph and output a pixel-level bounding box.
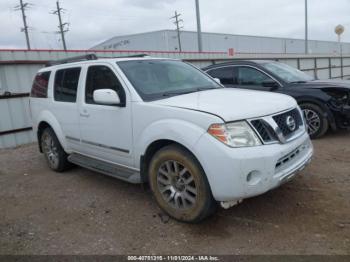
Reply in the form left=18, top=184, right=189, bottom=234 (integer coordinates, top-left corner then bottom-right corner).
left=207, top=67, right=234, bottom=85
left=54, top=67, right=81, bottom=102
left=31, top=71, right=51, bottom=98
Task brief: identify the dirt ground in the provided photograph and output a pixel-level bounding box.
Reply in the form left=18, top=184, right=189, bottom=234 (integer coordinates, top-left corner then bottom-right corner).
left=0, top=131, right=349, bottom=255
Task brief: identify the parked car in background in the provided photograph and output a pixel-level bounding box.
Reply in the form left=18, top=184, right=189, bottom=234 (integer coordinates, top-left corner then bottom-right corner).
left=30, top=55, right=313, bottom=223
left=204, top=60, right=350, bottom=139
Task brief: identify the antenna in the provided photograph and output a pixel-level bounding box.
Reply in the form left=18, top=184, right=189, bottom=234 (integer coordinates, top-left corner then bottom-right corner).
left=14, top=0, right=33, bottom=50
left=51, top=1, right=69, bottom=50
left=170, top=11, right=184, bottom=52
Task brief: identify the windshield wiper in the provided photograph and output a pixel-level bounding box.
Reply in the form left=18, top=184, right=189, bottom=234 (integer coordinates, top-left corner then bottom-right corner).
left=162, top=87, right=220, bottom=97
left=197, top=86, right=222, bottom=91
left=162, top=90, right=198, bottom=97
left=290, top=81, right=307, bottom=84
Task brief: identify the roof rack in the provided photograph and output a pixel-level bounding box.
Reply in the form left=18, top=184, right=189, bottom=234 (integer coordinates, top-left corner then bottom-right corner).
left=45, top=54, right=98, bottom=67
left=98, top=54, right=150, bottom=59
left=45, top=53, right=150, bottom=67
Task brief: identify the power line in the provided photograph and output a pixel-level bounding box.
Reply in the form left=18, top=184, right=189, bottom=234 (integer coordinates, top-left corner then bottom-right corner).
left=51, top=1, right=69, bottom=50
left=14, top=0, right=32, bottom=50
left=170, top=11, right=184, bottom=52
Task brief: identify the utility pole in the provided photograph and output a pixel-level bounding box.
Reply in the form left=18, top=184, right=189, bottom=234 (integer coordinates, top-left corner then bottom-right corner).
left=14, top=0, right=32, bottom=50
left=171, top=11, right=183, bottom=52
left=305, top=0, right=308, bottom=54
left=195, top=0, right=203, bottom=52
left=52, top=1, right=68, bottom=50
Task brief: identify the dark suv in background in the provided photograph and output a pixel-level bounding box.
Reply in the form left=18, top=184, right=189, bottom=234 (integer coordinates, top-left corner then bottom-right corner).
left=204, top=60, right=350, bottom=139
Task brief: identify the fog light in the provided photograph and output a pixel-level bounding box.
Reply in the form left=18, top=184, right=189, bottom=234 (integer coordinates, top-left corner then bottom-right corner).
left=246, top=171, right=261, bottom=185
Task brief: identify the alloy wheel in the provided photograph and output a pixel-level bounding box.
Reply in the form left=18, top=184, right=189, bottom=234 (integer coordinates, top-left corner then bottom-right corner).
left=157, top=160, right=197, bottom=210
left=42, top=133, right=59, bottom=169
left=303, top=109, right=321, bottom=136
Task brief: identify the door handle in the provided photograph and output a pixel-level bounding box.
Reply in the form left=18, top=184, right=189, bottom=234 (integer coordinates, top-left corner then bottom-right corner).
left=80, top=113, right=90, bottom=117
left=80, top=110, right=90, bottom=117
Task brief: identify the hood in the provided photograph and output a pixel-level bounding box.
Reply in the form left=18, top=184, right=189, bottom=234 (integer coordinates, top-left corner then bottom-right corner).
left=300, top=80, right=350, bottom=89
left=151, top=89, right=297, bottom=122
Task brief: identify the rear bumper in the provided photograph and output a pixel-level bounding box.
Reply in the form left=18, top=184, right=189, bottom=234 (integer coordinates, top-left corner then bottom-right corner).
left=193, top=132, right=313, bottom=202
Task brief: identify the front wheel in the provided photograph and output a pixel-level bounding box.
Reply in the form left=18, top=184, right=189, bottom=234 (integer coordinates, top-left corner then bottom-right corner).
left=300, top=103, right=329, bottom=139
left=148, top=145, right=216, bottom=223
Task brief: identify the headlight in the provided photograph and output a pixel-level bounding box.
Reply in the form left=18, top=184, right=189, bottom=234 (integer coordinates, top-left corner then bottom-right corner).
left=208, top=121, right=262, bottom=147
left=324, top=89, right=349, bottom=106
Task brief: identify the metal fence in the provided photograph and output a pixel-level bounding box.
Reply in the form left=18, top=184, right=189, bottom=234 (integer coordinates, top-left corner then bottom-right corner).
left=1, top=49, right=349, bottom=148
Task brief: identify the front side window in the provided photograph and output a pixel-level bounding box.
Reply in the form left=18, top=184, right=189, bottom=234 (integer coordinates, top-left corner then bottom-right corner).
left=237, top=67, right=272, bottom=86
left=85, top=65, right=125, bottom=105
left=117, top=60, right=221, bottom=101
left=31, top=71, right=51, bottom=98
left=207, top=67, right=234, bottom=85
left=54, top=67, right=81, bottom=102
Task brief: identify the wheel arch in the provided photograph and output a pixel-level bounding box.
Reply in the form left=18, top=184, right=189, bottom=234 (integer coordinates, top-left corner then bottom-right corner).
left=140, top=139, right=205, bottom=184
left=135, top=119, right=209, bottom=183
left=297, top=97, right=337, bottom=131
left=36, top=110, right=67, bottom=152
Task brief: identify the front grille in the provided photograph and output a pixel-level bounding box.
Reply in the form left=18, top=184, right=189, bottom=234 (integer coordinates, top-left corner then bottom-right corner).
left=249, top=107, right=305, bottom=145
left=251, top=120, right=276, bottom=143
left=273, top=108, right=303, bottom=137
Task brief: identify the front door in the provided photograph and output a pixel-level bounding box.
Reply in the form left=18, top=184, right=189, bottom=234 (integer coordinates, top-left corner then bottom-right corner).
left=78, top=64, right=133, bottom=167
left=235, top=66, right=278, bottom=91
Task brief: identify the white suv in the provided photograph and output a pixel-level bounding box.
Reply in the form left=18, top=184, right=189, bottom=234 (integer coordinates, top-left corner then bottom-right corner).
left=30, top=55, right=313, bottom=223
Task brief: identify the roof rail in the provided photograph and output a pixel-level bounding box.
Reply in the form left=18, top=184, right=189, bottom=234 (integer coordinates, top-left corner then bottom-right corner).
left=98, top=54, right=150, bottom=59
left=45, top=54, right=98, bottom=67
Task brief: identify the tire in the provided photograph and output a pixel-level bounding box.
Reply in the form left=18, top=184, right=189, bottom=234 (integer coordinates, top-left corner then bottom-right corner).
left=148, top=145, right=217, bottom=223
left=40, top=127, right=71, bottom=172
left=300, top=103, right=329, bottom=139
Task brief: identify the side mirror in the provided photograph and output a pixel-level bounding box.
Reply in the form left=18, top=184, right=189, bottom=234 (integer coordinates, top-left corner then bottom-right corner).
left=214, top=78, right=221, bottom=84
left=262, top=80, right=279, bottom=90
left=93, top=89, right=120, bottom=105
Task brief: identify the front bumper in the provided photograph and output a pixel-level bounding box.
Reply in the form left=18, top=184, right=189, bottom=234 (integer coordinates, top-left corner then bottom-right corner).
left=329, top=103, right=350, bottom=129
left=193, top=131, right=313, bottom=202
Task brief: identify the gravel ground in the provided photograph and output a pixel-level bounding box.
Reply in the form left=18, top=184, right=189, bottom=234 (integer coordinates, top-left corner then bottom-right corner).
left=0, top=131, right=349, bottom=255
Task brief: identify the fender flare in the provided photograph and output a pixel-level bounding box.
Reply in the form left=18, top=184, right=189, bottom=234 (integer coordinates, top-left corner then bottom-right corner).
left=37, top=110, right=68, bottom=151
left=135, top=119, right=207, bottom=169
left=296, top=97, right=337, bottom=130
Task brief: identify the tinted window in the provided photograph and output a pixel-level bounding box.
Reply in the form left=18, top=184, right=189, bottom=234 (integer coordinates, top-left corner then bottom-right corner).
left=31, top=71, right=51, bottom=98
left=238, top=67, right=271, bottom=86
left=85, top=66, right=125, bottom=105
left=262, top=62, right=314, bottom=83
left=207, top=67, right=234, bottom=85
left=54, top=68, right=81, bottom=102
left=117, top=60, right=220, bottom=101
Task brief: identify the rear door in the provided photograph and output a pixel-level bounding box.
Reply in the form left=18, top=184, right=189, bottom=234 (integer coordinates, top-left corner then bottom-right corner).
left=77, top=63, right=133, bottom=167
left=51, top=67, right=82, bottom=151
left=206, top=66, right=235, bottom=88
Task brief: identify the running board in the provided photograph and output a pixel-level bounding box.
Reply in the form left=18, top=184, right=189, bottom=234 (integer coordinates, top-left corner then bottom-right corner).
left=68, top=153, right=141, bottom=184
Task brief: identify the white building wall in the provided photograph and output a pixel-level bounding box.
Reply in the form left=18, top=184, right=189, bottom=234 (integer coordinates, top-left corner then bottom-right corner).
left=93, top=31, right=169, bottom=51
left=91, top=30, right=350, bottom=55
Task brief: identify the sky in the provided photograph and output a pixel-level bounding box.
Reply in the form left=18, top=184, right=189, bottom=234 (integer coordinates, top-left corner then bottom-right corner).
left=0, top=0, right=349, bottom=50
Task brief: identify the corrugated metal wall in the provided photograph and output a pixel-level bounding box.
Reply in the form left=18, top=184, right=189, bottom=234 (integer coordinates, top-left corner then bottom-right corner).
left=1, top=49, right=350, bottom=148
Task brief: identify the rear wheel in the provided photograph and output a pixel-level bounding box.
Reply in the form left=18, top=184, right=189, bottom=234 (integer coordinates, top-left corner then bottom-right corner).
left=41, top=127, right=71, bottom=172
left=300, top=103, right=329, bottom=139
left=148, top=145, right=216, bottom=223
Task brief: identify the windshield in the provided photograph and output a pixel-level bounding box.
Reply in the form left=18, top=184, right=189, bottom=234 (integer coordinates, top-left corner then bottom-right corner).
left=117, top=60, right=221, bottom=101
left=262, top=62, right=314, bottom=83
